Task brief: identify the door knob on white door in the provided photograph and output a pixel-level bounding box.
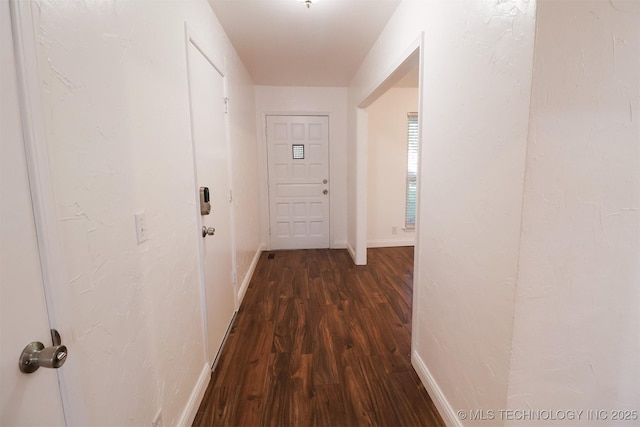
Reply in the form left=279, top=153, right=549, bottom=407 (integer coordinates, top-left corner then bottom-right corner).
left=19, top=342, right=67, bottom=374
left=323, top=189, right=328, bottom=195
left=202, top=226, right=216, bottom=237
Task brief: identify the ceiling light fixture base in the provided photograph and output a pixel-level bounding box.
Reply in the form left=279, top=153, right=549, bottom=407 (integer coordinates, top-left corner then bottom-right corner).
left=298, top=0, right=317, bottom=9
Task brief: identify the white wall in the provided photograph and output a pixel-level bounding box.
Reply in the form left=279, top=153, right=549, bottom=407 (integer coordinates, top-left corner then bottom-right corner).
left=348, top=1, right=536, bottom=424
left=350, top=1, right=639, bottom=426
left=507, top=1, right=640, bottom=424
left=254, top=86, right=348, bottom=248
left=30, top=1, right=259, bottom=425
left=227, top=52, right=263, bottom=301
left=367, top=87, right=418, bottom=247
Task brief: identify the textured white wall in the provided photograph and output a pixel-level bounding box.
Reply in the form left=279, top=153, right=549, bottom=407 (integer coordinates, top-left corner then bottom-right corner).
left=348, top=1, right=536, bottom=424
left=507, top=1, right=640, bottom=424
left=254, top=86, right=348, bottom=248
left=367, top=87, right=418, bottom=247
left=32, top=1, right=259, bottom=425
left=227, top=53, right=262, bottom=300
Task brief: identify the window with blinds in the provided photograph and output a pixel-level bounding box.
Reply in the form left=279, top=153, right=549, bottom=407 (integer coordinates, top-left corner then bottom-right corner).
left=405, top=113, right=419, bottom=229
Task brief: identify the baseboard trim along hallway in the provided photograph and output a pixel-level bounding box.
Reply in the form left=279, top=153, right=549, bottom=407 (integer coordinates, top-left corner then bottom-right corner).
left=412, top=350, right=462, bottom=427
left=179, top=363, right=211, bottom=427
left=237, top=245, right=264, bottom=305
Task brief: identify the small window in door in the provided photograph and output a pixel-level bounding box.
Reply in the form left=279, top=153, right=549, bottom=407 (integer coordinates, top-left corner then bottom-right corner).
left=292, top=144, right=305, bottom=159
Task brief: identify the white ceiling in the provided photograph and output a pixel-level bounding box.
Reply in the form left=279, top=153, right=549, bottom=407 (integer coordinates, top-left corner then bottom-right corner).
left=208, top=0, right=401, bottom=87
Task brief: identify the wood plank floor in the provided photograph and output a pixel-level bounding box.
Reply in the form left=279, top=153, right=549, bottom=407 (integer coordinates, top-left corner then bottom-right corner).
left=193, top=247, right=445, bottom=427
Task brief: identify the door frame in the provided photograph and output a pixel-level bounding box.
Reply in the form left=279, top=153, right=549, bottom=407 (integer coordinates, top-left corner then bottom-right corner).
left=8, top=0, right=87, bottom=424
left=352, top=32, right=455, bottom=424
left=184, top=24, right=239, bottom=366
left=353, top=35, right=424, bottom=267
left=259, top=113, right=332, bottom=250
left=355, top=34, right=423, bottom=344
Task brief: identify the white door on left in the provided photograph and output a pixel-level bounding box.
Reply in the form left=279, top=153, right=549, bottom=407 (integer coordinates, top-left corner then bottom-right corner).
left=0, top=1, right=66, bottom=424
left=186, top=33, right=236, bottom=365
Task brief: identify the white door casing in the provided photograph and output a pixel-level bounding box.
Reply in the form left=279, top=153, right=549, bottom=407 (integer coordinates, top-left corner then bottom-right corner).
left=266, top=116, right=330, bottom=250
left=0, top=1, right=66, bottom=424
left=185, top=29, right=236, bottom=365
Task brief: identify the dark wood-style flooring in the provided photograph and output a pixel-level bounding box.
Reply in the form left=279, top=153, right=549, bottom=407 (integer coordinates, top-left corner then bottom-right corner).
left=193, top=247, right=445, bottom=427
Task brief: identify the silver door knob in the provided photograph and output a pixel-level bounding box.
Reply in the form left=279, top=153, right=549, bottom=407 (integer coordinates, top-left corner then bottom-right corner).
left=202, top=226, right=215, bottom=237
left=19, top=342, right=67, bottom=374
left=323, top=179, right=328, bottom=184
left=323, top=189, right=328, bottom=195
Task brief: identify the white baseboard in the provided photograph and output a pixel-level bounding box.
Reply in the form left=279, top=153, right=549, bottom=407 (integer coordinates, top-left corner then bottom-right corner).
left=177, top=362, right=211, bottom=427
left=367, top=238, right=415, bottom=248
left=412, top=350, right=462, bottom=427
left=237, top=244, right=263, bottom=305
left=347, top=242, right=357, bottom=263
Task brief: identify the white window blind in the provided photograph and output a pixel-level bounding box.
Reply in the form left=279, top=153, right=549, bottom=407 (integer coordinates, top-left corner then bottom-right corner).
left=405, top=113, right=419, bottom=229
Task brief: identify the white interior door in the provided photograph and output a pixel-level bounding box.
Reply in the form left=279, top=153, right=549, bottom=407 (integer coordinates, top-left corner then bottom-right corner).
left=1, top=2, right=66, bottom=424
left=186, top=35, right=236, bottom=364
left=266, top=115, right=330, bottom=250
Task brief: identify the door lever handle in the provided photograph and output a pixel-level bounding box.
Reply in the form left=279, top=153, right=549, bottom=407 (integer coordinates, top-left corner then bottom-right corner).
left=202, top=226, right=215, bottom=237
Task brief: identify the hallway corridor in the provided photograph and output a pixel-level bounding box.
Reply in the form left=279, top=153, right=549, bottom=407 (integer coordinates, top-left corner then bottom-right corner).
left=193, top=247, right=445, bottom=426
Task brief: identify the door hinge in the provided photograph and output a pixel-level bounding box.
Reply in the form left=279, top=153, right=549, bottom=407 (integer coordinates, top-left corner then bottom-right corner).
left=229, top=189, right=233, bottom=203
left=232, top=271, right=237, bottom=284
left=269, top=227, right=271, bottom=236
left=224, top=97, right=229, bottom=114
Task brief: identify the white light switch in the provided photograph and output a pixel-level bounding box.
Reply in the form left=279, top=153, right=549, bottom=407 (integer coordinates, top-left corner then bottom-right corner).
left=135, top=212, right=148, bottom=244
